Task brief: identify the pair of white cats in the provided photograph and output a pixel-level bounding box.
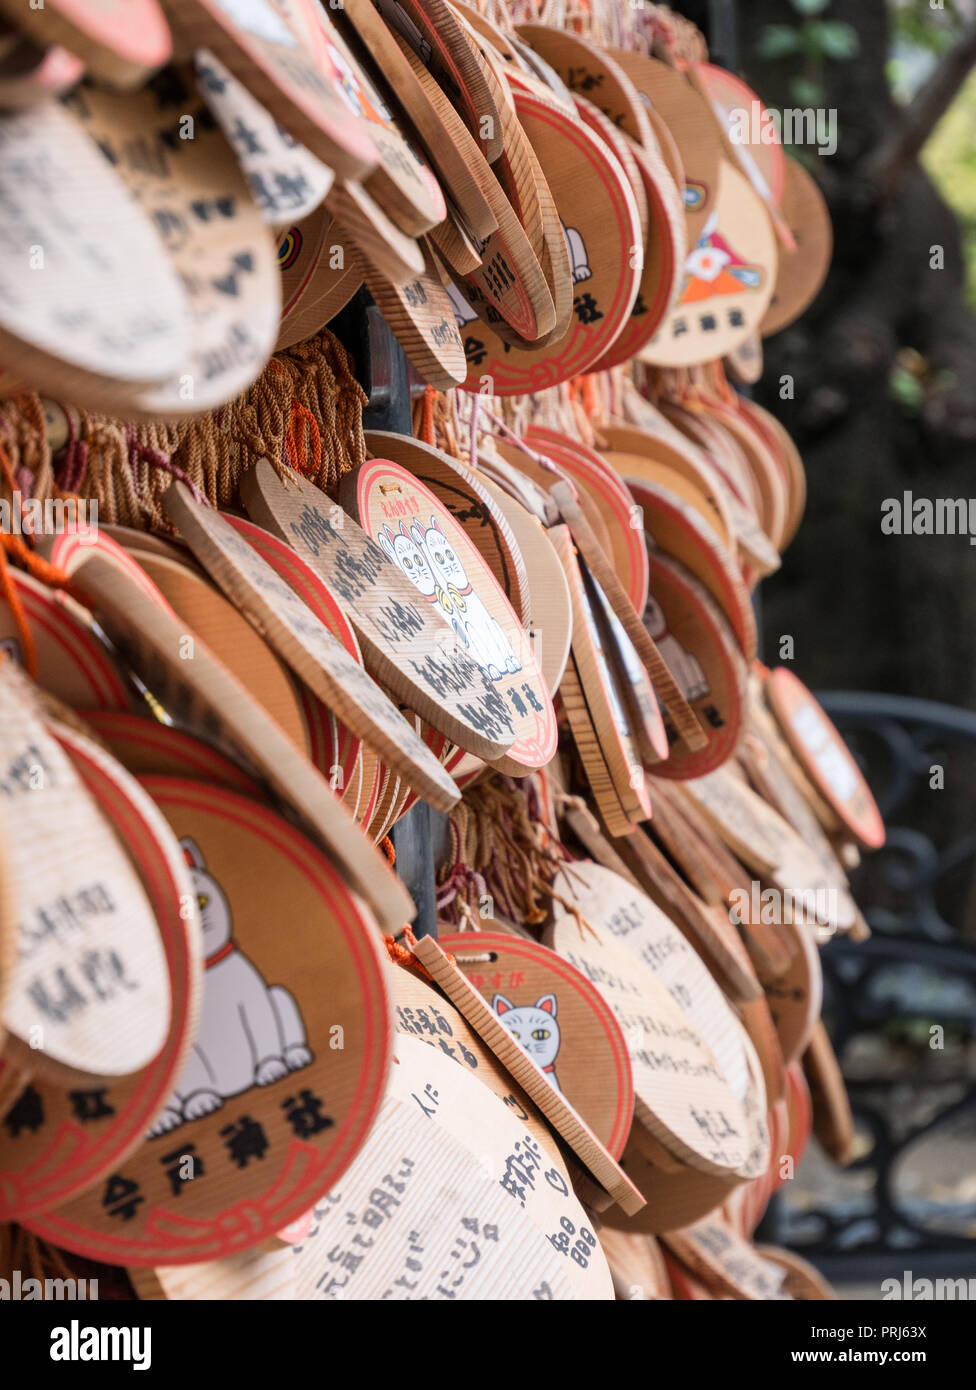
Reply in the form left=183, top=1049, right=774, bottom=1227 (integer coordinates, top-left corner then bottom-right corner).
left=378, top=515, right=521, bottom=683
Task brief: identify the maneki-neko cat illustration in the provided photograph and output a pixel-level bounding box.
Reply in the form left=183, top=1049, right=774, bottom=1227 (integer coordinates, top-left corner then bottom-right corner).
left=493, top=993, right=562, bottom=1092
left=681, top=211, right=763, bottom=304
left=378, top=516, right=521, bottom=682
left=148, top=839, right=313, bottom=1136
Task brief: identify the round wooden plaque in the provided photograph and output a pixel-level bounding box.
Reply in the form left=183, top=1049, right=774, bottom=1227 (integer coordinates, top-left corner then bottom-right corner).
left=196, top=48, right=335, bottom=228
left=764, top=667, right=884, bottom=850
left=0, top=727, right=202, bottom=1220
left=544, top=914, right=751, bottom=1177
left=438, top=931, right=635, bottom=1158
left=643, top=550, right=746, bottom=778
left=0, top=103, right=192, bottom=411
left=456, top=88, right=641, bottom=394
left=342, top=458, right=558, bottom=776
left=239, top=459, right=518, bottom=766
left=162, top=484, right=461, bottom=812
left=27, top=778, right=392, bottom=1265
left=0, top=662, right=171, bottom=1085
left=639, top=161, right=776, bottom=368
left=0, top=569, right=129, bottom=711
left=0, top=0, right=171, bottom=88
left=163, top=0, right=377, bottom=180
left=40, top=526, right=414, bottom=932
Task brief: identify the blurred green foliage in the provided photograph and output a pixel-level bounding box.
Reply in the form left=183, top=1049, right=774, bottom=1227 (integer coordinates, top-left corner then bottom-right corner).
left=922, top=70, right=976, bottom=309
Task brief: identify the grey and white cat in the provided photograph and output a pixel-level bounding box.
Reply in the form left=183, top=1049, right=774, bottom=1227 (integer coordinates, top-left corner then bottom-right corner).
left=492, top=993, right=561, bottom=1092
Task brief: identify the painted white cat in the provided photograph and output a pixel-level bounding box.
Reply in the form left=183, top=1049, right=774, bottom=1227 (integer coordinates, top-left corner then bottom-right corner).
left=410, top=516, right=521, bottom=682
left=493, top=992, right=561, bottom=1092
left=376, top=520, right=438, bottom=600
left=644, top=594, right=709, bottom=702
left=147, top=839, right=313, bottom=1137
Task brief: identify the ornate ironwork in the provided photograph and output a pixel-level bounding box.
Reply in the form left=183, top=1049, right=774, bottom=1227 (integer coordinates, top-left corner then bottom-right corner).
left=769, top=692, right=976, bottom=1282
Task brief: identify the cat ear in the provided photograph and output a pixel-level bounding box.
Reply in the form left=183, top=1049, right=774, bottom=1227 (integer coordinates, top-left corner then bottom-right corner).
left=377, top=528, right=395, bottom=562
left=430, top=515, right=440, bottom=535
left=409, top=523, right=425, bottom=547
left=537, top=994, right=557, bottom=1017
left=492, top=994, right=513, bottom=1015
left=180, top=837, right=205, bottom=870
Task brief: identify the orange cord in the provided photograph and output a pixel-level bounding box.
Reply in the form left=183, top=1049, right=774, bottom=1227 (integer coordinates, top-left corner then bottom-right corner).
left=379, top=835, right=396, bottom=867
left=418, top=385, right=437, bottom=446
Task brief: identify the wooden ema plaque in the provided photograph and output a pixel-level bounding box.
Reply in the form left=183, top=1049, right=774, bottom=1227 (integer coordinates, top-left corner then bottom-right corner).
left=588, top=126, right=686, bottom=372
left=39, top=529, right=413, bottom=931
left=336, top=0, right=496, bottom=240
left=761, top=156, right=832, bottom=336
left=163, top=483, right=460, bottom=812
left=163, top=0, right=379, bottom=180
left=642, top=550, right=746, bottom=778
left=663, top=1217, right=789, bottom=1301
left=134, top=1077, right=582, bottom=1300
left=687, top=61, right=791, bottom=249
left=276, top=0, right=445, bottom=238
left=764, top=667, right=885, bottom=851
left=626, top=476, right=757, bottom=662
left=352, top=237, right=468, bottom=390
left=472, top=470, right=572, bottom=696
left=392, top=39, right=553, bottom=347
left=81, top=710, right=261, bottom=797
left=681, top=765, right=857, bottom=933
left=28, top=777, right=392, bottom=1265
left=612, top=828, right=761, bottom=1008
left=522, top=425, right=650, bottom=613
left=608, top=51, right=721, bottom=244
left=0, top=662, right=171, bottom=1085
left=123, top=545, right=312, bottom=759
left=410, top=935, right=644, bottom=1215
left=587, top=558, right=670, bottom=772
left=240, top=459, right=516, bottom=766
left=385, top=1035, right=613, bottom=1300
left=224, top=514, right=364, bottom=800
left=277, top=211, right=364, bottom=350
left=196, top=49, right=334, bottom=228
left=548, top=481, right=705, bottom=756
left=390, top=961, right=565, bottom=1172
left=549, top=524, right=652, bottom=833
left=436, top=931, right=634, bottom=1158
left=0, top=726, right=202, bottom=1220
left=640, top=161, right=777, bottom=369
left=455, top=87, right=641, bottom=394
left=0, top=0, right=171, bottom=87
left=0, top=569, right=129, bottom=711
left=756, top=919, right=822, bottom=1067
left=552, top=860, right=752, bottom=1107
left=67, top=68, right=280, bottom=417
left=598, top=1227, right=671, bottom=1300
left=543, top=914, right=751, bottom=1179
left=341, top=458, right=557, bottom=776
left=0, top=103, right=192, bottom=413
left=364, top=431, right=530, bottom=625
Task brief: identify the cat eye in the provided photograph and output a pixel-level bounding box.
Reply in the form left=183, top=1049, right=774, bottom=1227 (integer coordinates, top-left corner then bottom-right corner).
left=531, top=1028, right=550, bottom=1041
left=198, top=893, right=209, bottom=909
